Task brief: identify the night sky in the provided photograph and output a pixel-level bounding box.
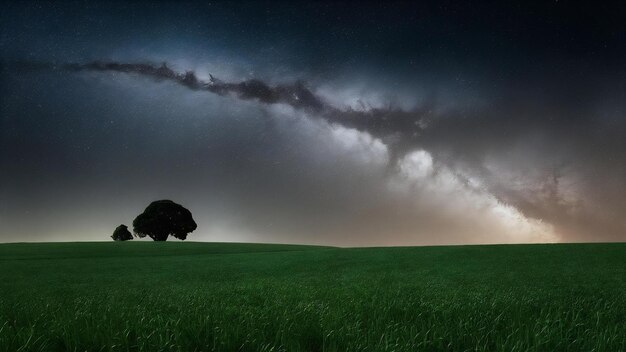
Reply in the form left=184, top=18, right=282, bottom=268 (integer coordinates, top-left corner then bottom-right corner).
left=1, top=1, right=625, bottom=245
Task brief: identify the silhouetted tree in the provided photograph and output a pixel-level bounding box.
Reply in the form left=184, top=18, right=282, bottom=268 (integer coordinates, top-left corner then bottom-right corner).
left=111, top=224, right=133, bottom=241
left=133, top=200, right=197, bottom=241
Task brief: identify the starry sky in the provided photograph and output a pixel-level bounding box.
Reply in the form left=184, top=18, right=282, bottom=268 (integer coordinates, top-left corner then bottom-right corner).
left=1, top=1, right=625, bottom=245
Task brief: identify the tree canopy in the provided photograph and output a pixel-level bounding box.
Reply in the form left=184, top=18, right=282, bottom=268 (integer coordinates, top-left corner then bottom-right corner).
left=111, top=224, right=133, bottom=241
left=132, top=200, right=197, bottom=241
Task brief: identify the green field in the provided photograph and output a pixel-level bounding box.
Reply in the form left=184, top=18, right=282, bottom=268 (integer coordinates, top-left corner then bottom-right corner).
left=0, top=242, right=624, bottom=351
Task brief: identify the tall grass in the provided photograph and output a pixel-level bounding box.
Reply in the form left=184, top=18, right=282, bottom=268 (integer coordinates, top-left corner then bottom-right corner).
left=1, top=242, right=624, bottom=351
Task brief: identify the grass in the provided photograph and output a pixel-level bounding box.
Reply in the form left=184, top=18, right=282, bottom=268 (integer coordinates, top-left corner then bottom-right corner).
left=0, top=241, right=624, bottom=351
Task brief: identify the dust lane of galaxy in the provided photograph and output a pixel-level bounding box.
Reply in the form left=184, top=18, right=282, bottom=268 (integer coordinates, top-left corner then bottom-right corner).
left=1, top=1, right=625, bottom=245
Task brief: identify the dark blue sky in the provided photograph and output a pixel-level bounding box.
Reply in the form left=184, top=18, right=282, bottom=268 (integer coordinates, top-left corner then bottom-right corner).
left=1, top=1, right=625, bottom=245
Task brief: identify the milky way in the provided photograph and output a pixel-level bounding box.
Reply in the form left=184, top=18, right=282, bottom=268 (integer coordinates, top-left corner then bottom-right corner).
left=1, top=2, right=625, bottom=245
